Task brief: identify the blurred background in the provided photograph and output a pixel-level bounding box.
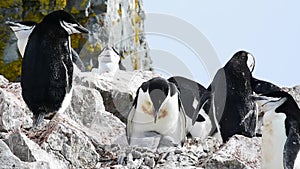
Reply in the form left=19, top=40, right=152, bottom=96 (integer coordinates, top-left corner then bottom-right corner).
left=1, top=0, right=299, bottom=88
left=0, top=0, right=151, bottom=81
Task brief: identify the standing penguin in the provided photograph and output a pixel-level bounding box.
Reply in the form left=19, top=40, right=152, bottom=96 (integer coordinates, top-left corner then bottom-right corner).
left=21, top=10, right=88, bottom=126
left=254, top=91, right=300, bottom=169
left=91, top=46, right=125, bottom=75
left=168, top=76, right=211, bottom=140
left=6, top=20, right=86, bottom=72
left=126, top=77, right=186, bottom=147
left=206, top=50, right=258, bottom=142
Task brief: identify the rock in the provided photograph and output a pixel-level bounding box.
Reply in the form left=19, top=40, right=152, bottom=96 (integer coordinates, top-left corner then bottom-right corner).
left=74, top=70, right=157, bottom=122
left=0, top=72, right=128, bottom=168
left=0, top=139, right=49, bottom=169
left=39, top=120, right=100, bottom=168
left=284, top=85, right=300, bottom=107
left=5, top=132, right=67, bottom=169
left=0, top=82, right=32, bottom=131
left=203, top=135, right=262, bottom=169
left=0, top=75, right=9, bottom=85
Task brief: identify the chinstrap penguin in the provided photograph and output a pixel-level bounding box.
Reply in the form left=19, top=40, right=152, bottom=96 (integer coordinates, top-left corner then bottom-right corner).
left=205, top=50, right=258, bottom=142
left=250, top=77, right=282, bottom=136
left=21, top=10, right=88, bottom=126
left=92, top=46, right=126, bottom=74
left=6, top=20, right=86, bottom=72
left=126, top=77, right=186, bottom=148
left=254, top=91, right=300, bottom=169
left=168, top=76, right=211, bottom=140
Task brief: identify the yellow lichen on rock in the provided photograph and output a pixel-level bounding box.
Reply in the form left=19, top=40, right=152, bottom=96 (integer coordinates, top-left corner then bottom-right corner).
left=134, top=25, right=139, bottom=45
left=135, top=0, right=139, bottom=10
left=39, top=0, right=50, bottom=14
left=0, top=58, right=22, bottom=81
left=71, top=6, right=80, bottom=14
left=118, top=3, right=122, bottom=16
left=81, top=0, right=89, bottom=8
left=0, top=0, right=22, bottom=8
left=55, top=0, right=67, bottom=10
left=71, top=34, right=83, bottom=49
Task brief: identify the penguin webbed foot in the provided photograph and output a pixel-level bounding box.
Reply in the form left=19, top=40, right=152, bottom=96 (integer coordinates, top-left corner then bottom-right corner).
left=33, top=112, right=45, bottom=128
left=159, top=136, right=184, bottom=148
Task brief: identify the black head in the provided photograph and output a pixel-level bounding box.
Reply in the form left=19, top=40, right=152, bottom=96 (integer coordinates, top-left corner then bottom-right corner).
left=226, top=50, right=255, bottom=72
left=141, top=77, right=176, bottom=111
left=134, top=77, right=179, bottom=123
left=257, top=91, right=300, bottom=122
left=42, top=10, right=88, bottom=34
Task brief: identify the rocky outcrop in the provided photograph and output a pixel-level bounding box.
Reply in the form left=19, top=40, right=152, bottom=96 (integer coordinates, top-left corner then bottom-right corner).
left=0, top=0, right=151, bottom=81
left=1, top=72, right=299, bottom=168
left=0, top=75, right=32, bottom=131
left=284, top=85, right=300, bottom=107
left=0, top=70, right=155, bottom=168
left=203, top=135, right=261, bottom=169
left=73, top=70, right=157, bottom=122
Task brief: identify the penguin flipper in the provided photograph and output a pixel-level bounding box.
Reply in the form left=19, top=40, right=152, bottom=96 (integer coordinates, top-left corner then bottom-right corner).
left=126, top=104, right=136, bottom=145
left=284, top=119, right=300, bottom=169
left=178, top=97, right=187, bottom=144
left=251, top=77, right=282, bottom=94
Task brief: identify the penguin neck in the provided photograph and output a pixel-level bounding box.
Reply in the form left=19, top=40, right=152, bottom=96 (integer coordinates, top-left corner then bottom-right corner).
left=262, top=110, right=287, bottom=169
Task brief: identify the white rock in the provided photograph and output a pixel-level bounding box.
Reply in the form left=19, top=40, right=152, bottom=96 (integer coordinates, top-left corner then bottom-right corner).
left=0, top=83, right=32, bottom=131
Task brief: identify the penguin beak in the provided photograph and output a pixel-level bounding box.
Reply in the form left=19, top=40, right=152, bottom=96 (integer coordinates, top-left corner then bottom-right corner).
left=154, top=111, right=159, bottom=123
left=250, top=95, right=267, bottom=101
left=5, top=21, right=16, bottom=27
left=250, top=95, right=271, bottom=108
left=74, top=24, right=89, bottom=34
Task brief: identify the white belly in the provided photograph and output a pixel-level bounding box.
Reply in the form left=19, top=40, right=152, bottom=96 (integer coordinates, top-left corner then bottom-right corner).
left=262, top=111, right=287, bottom=169
left=57, top=87, right=73, bottom=114
left=99, top=62, right=118, bottom=74
left=132, top=104, right=179, bottom=135
left=189, top=109, right=212, bottom=140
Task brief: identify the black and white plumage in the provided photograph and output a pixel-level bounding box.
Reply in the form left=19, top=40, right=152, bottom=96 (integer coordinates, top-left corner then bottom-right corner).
left=6, top=20, right=86, bottom=72
left=251, top=77, right=282, bottom=94
left=205, top=51, right=258, bottom=142
left=21, top=10, right=88, bottom=126
left=126, top=77, right=186, bottom=147
left=92, top=46, right=126, bottom=74
left=254, top=91, right=300, bottom=169
left=5, top=21, right=36, bottom=57
left=251, top=77, right=283, bottom=136
left=168, top=76, right=211, bottom=140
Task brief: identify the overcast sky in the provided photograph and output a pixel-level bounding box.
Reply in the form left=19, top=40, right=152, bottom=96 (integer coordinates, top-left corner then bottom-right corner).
left=143, top=0, right=300, bottom=87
